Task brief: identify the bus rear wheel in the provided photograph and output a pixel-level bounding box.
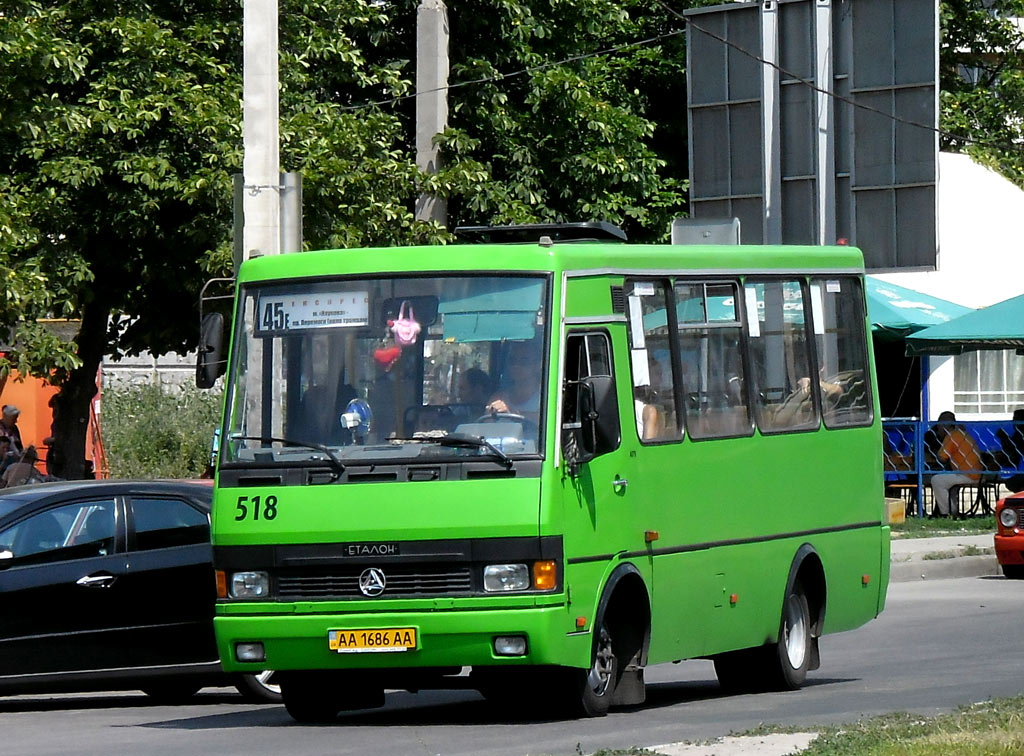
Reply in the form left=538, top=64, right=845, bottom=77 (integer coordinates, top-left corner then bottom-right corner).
left=765, top=581, right=811, bottom=690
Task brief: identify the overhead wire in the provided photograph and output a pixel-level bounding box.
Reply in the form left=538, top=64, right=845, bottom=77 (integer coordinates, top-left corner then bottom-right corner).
left=655, top=0, right=1022, bottom=154
left=336, top=27, right=687, bottom=112
left=329, top=0, right=1021, bottom=157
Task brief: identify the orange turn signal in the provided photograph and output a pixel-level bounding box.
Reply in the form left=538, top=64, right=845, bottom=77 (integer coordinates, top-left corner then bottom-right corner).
left=862, top=574, right=871, bottom=586
left=216, top=569, right=228, bottom=598
left=534, top=560, right=557, bottom=590
left=576, top=616, right=587, bottom=629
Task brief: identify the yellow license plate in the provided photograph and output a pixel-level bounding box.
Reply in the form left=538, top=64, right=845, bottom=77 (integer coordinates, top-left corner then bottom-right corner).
left=328, top=627, right=417, bottom=653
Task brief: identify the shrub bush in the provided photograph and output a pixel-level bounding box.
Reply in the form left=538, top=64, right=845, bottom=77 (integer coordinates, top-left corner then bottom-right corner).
left=102, top=383, right=222, bottom=479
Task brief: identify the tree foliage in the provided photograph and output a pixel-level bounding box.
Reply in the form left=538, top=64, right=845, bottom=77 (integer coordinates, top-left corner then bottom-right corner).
left=102, top=383, right=222, bottom=478
left=940, top=0, right=1024, bottom=187
left=2, top=0, right=1018, bottom=478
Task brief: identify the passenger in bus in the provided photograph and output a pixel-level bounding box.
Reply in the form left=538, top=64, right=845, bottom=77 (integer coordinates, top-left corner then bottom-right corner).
left=634, top=389, right=662, bottom=441
left=486, top=344, right=541, bottom=421
left=459, top=367, right=493, bottom=414
left=930, top=411, right=983, bottom=517
left=773, top=371, right=843, bottom=427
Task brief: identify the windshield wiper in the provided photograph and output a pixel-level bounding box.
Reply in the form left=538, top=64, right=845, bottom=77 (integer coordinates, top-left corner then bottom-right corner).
left=436, top=433, right=514, bottom=469
left=226, top=434, right=345, bottom=478
left=387, top=433, right=514, bottom=469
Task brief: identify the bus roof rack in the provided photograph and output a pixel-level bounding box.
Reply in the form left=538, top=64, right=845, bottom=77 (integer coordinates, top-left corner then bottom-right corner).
left=453, top=222, right=627, bottom=244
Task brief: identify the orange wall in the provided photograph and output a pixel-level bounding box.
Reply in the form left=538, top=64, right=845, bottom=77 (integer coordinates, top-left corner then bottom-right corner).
left=0, top=372, right=104, bottom=476
left=0, top=373, right=58, bottom=450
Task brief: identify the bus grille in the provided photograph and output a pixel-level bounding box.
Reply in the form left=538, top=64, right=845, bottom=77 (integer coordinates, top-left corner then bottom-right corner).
left=277, top=565, right=473, bottom=599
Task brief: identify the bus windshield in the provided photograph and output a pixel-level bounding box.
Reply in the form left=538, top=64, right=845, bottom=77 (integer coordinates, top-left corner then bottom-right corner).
left=222, top=274, right=549, bottom=467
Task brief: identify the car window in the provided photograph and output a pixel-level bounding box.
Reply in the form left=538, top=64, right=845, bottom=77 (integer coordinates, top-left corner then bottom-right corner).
left=0, top=499, right=118, bottom=566
left=131, top=497, right=209, bottom=551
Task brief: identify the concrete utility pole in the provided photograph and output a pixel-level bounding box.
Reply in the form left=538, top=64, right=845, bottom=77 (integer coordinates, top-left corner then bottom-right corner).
left=242, top=0, right=282, bottom=438
left=243, top=0, right=280, bottom=260
left=415, top=0, right=449, bottom=226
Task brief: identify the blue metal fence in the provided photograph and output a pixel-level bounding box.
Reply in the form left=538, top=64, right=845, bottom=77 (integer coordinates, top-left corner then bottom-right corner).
left=882, top=418, right=1024, bottom=516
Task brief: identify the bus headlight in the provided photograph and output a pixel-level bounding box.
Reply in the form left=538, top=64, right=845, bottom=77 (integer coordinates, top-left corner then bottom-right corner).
left=230, top=571, right=270, bottom=598
left=1000, top=507, right=1018, bottom=530
left=483, top=564, right=529, bottom=592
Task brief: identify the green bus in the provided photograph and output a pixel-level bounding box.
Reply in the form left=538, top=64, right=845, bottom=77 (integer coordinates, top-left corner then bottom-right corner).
left=200, top=224, right=889, bottom=722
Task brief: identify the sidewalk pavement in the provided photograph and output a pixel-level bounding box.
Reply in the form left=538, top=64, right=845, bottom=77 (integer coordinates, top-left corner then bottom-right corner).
left=889, top=532, right=1000, bottom=582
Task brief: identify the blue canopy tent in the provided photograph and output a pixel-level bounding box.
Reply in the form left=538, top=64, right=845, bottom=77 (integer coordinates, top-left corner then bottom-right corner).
left=865, top=277, right=974, bottom=341
left=905, top=291, right=1024, bottom=355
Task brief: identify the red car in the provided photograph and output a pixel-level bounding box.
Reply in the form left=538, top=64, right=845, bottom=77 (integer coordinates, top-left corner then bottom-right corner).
left=995, top=492, right=1024, bottom=578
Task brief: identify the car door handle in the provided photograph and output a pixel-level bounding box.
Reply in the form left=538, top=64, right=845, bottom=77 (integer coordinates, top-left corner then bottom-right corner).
left=76, top=573, right=117, bottom=589
left=612, top=477, right=628, bottom=492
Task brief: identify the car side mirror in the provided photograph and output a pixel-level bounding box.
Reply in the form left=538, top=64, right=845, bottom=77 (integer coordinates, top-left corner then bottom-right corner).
left=0, top=549, right=13, bottom=568
left=196, top=312, right=226, bottom=389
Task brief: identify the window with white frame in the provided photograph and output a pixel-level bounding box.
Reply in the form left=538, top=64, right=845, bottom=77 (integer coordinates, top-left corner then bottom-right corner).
left=954, top=350, right=1024, bottom=415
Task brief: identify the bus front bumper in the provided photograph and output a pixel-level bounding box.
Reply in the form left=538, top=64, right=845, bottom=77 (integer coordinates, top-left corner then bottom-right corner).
left=215, top=603, right=584, bottom=673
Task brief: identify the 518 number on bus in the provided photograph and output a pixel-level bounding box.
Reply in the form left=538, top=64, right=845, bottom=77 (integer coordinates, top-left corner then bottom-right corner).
left=235, top=495, right=278, bottom=521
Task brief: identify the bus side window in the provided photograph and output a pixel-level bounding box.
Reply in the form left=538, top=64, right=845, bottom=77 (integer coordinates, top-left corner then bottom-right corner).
left=810, top=277, right=873, bottom=428
left=745, top=279, right=819, bottom=433
left=674, top=281, right=752, bottom=440
left=624, top=281, right=679, bottom=443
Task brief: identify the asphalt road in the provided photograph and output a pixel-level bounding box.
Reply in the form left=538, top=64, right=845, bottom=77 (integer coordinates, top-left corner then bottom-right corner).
left=3, top=576, right=1021, bottom=756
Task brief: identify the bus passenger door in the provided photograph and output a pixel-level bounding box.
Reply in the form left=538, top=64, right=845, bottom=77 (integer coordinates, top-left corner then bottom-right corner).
left=560, top=331, right=646, bottom=619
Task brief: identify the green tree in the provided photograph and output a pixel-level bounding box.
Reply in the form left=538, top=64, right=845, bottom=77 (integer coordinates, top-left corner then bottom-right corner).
left=1, top=0, right=693, bottom=480
left=0, top=0, right=443, bottom=478
left=434, top=0, right=690, bottom=240
left=940, top=0, right=1024, bottom=187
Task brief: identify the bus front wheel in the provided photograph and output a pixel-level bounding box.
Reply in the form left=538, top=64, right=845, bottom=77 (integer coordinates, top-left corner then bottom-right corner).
left=565, top=620, right=618, bottom=717
left=279, top=671, right=384, bottom=724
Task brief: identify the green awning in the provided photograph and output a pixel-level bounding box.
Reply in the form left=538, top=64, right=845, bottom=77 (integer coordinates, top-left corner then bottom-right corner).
left=906, top=292, right=1024, bottom=355
left=866, top=277, right=973, bottom=341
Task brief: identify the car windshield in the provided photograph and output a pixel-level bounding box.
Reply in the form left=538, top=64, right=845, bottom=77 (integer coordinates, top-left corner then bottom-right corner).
left=222, top=274, right=549, bottom=466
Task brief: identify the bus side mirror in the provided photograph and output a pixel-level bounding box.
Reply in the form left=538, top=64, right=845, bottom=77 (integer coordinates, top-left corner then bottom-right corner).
left=196, top=312, right=226, bottom=389
left=579, top=375, right=621, bottom=459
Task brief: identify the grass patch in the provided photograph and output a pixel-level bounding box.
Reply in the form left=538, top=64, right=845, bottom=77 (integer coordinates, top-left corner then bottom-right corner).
left=746, top=696, right=1024, bottom=755
left=921, top=545, right=993, bottom=561
left=893, top=516, right=995, bottom=539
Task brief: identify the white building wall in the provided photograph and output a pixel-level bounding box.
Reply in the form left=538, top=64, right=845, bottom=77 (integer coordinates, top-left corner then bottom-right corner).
left=874, top=152, right=1024, bottom=420
left=102, top=351, right=196, bottom=390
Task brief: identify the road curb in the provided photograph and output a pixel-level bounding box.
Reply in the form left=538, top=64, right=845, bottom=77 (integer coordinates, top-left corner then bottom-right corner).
left=890, top=553, right=1001, bottom=582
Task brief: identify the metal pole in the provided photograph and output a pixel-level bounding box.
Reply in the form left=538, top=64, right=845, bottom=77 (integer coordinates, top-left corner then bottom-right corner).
left=280, top=172, right=303, bottom=254
left=415, top=0, right=449, bottom=226
left=814, top=0, right=836, bottom=245
left=760, top=0, right=781, bottom=244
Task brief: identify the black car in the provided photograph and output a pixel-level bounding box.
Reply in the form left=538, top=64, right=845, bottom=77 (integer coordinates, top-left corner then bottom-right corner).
left=0, top=479, right=278, bottom=702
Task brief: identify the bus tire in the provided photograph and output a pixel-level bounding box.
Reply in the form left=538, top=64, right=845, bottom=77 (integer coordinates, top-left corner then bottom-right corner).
left=764, top=580, right=812, bottom=690
left=566, top=619, right=618, bottom=717
left=280, top=675, right=341, bottom=724
left=279, top=671, right=384, bottom=723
